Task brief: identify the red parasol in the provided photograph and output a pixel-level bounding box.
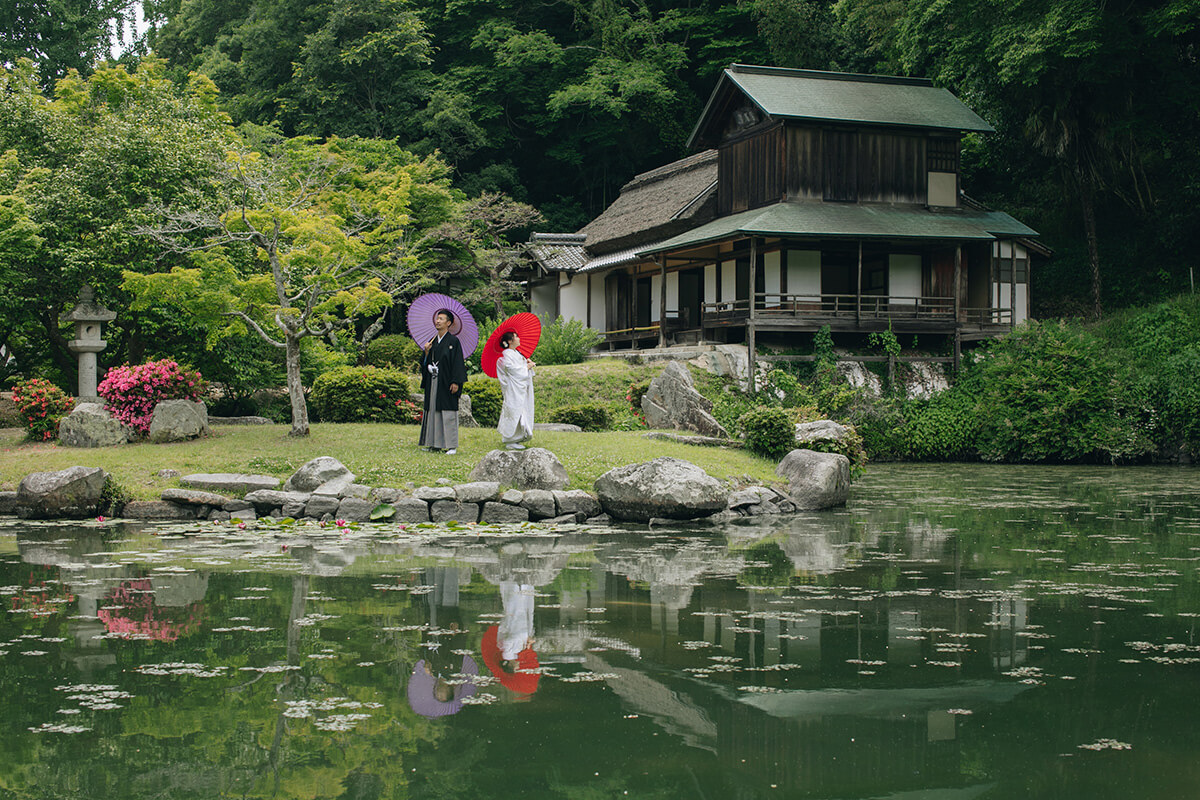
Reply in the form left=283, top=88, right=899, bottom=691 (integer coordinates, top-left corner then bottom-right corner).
left=481, top=313, right=542, bottom=378
left=406, top=293, right=479, bottom=358
left=481, top=625, right=541, bottom=695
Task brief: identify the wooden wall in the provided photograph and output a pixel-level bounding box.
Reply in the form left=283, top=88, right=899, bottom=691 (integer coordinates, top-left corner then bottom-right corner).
left=720, top=123, right=949, bottom=209
left=718, top=124, right=784, bottom=215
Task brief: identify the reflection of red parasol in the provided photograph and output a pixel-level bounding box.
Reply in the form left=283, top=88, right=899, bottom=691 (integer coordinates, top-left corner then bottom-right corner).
left=407, top=655, right=480, bottom=718
left=481, top=313, right=541, bottom=378
left=481, top=625, right=540, bottom=695
left=407, top=293, right=479, bottom=358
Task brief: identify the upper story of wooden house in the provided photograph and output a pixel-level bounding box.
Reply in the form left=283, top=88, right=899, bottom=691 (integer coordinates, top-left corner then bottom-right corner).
left=528, top=64, right=1048, bottom=355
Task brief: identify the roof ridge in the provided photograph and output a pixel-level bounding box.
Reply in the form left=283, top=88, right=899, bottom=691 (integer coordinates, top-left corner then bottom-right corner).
left=728, top=63, right=934, bottom=88
left=620, top=149, right=717, bottom=192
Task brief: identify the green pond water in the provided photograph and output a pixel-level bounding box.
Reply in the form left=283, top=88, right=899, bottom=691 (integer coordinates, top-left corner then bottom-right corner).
left=2, top=464, right=1200, bottom=799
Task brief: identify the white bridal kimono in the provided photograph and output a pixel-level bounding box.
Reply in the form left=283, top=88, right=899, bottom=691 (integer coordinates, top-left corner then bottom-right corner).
left=496, top=348, right=534, bottom=446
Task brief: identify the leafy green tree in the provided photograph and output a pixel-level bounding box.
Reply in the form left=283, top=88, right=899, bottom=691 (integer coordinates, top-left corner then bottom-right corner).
left=0, top=0, right=138, bottom=88
left=127, top=135, right=455, bottom=435
left=894, top=0, right=1200, bottom=318
left=0, top=58, right=233, bottom=384
left=423, top=192, right=543, bottom=319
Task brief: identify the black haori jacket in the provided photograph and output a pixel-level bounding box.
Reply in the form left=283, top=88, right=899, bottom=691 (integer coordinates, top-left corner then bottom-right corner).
left=420, top=332, right=468, bottom=411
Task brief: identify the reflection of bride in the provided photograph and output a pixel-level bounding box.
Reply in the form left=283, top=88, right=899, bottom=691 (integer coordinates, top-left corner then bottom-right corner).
left=481, top=581, right=540, bottom=695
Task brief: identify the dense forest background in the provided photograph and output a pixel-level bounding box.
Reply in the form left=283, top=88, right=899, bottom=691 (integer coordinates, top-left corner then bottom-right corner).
left=5, top=0, right=1197, bottom=320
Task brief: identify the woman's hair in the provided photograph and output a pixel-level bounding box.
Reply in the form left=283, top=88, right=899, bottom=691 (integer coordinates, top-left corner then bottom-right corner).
left=435, top=308, right=455, bottom=324
left=499, top=330, right=517, bottom=349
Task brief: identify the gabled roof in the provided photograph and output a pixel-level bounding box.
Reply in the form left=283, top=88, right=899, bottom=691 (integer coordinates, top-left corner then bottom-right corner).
left=639, top=200, right=1038, bottom=256
left=689, top=64, right=993, bottom=149
left=528, top=233, right=588, bottom=273
left=576, top=149, right=718, bottom=255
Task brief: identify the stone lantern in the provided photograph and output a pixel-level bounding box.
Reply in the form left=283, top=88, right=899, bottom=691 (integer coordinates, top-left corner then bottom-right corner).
left=59, top=285, right=116, bottom=403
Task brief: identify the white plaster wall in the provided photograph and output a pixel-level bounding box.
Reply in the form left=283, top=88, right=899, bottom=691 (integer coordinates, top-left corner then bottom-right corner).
left=721, top=259, right=737, bottom=303
left=588, top=272, right=605, bottom=331
left=787, top=250, right=821, bottom=301
left=889, top=253, right=922, bottom=305
left=651, top=273, right=662, bottom=322
left=1015, top=284, right=1028, bottom=324
left=559, top=274, right=588, bottom=323
left=667, top=271, right=679, bottom=311
left=764, top=251, right=781, bottom=298
left=927, top=171, right=957, bottom=207
left=704, top=263, right=717, bottom=302
left=531, top=281, right=557, bottom=320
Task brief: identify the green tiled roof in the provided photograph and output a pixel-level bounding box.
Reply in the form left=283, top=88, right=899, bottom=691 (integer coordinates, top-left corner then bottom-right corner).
left=638, top=201, right=1039, bottom=255
left=689, top=65, right=993, bottom=148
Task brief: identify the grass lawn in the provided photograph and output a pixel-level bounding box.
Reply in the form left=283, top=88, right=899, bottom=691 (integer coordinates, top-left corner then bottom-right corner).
left=0, top=423, right=779, bottom=500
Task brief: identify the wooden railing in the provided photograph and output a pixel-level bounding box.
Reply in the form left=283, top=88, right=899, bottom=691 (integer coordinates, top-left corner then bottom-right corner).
left=701, top=293, right=1012, bottom=325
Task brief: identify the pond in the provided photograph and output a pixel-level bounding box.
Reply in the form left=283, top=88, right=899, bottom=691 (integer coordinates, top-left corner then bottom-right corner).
left=2, top=464, right=1199, bottom=799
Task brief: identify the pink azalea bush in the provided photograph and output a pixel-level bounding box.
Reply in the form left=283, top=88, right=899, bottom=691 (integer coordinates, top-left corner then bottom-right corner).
left=12, top=378, right=74, bottom=441
left=98, top=359, right=208, bottom=435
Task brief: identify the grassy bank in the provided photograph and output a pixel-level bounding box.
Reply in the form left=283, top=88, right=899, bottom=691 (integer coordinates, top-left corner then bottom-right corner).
left=0, top=423, right=778, bottom=501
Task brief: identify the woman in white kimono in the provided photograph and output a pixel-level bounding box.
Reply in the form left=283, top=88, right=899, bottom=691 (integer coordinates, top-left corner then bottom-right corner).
left=496, top=330, right=534, bottom=450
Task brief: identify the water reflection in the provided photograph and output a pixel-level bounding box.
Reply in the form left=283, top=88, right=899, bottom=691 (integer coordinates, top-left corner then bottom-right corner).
left=1, top=465, right=1199, bottom=798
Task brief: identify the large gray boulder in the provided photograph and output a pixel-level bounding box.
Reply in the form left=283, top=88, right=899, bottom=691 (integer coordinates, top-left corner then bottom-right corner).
left=16, top=466, right=108, bottom=519
left=594, top=457, right=729, bottom=522
left=776, top=449, right=851, bottom=510
left=469, top=448, right=569, bottom=491
left=59, top=403, right=129, bottom=448
left=794, top=419, right=852, bottom=447
left=641, top=361, right=728, bottom=438
left=148, top=399, right=209, bottom=443
left=284, top=457, right=354, bottom=493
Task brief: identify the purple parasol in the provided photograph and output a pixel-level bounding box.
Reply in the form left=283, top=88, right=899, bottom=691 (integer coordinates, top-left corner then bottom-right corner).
left=407, top=655, right=480, bottom=718
left=407, top=293, right=479, bottom=358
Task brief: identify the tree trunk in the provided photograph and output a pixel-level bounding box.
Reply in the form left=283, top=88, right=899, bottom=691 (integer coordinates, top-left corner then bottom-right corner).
left=1079, top=178, right=1102, bottom=319
left=284, top=333, right=309, bottom=436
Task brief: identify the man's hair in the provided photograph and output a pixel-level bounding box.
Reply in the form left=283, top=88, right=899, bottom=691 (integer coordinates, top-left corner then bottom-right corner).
left=500, top=330, right=517, bottom=349
left=435, top=308, right=455, bottom=324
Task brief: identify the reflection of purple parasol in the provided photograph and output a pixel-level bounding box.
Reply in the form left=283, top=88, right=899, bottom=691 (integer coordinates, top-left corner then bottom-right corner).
left=407, top=655, right=479, bottom=718
left=407, top=293, right=478, bottom=358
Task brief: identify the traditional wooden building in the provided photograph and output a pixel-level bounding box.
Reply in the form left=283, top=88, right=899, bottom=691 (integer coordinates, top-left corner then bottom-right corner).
left=528, top=64, right=1048, bottom=365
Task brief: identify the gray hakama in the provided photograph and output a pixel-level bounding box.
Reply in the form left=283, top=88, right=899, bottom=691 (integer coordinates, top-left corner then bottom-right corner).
left=420, top=408, right=459, bottom=450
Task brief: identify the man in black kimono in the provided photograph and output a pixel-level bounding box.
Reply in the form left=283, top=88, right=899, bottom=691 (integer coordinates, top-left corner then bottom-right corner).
left=419, top=309, right=468, bottom=454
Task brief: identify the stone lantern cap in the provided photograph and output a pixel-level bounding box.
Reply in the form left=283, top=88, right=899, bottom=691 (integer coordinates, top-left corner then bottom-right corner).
left=60, top=285, right=116, bottom=353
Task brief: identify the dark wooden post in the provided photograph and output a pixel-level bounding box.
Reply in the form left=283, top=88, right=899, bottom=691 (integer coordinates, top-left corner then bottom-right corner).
left=658, top=255, right=667, bottom=348
left=856, top=241, right=863, bottom=323
left=953, top=245, right=962, bottom=324
left=749, top=237, right=758, bottom=394
left=1008, top=246, right=1016, bottom=328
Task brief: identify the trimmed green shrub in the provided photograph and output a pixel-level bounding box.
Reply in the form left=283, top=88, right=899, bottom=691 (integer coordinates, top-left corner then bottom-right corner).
left=549, top=403, right=610, bottom=431
left=12, top=378, right=74, bottom=441
left=537, top=316, right=602, bottom=365
left=464, top=378, right=503, bottom=427
left=366, top=334, right=423, bottom=373
left=310, top=366, right=410, bottom=423
left=739, top=406, right=794, bottom=459
left=971, top=320, right=1152, bottom=462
